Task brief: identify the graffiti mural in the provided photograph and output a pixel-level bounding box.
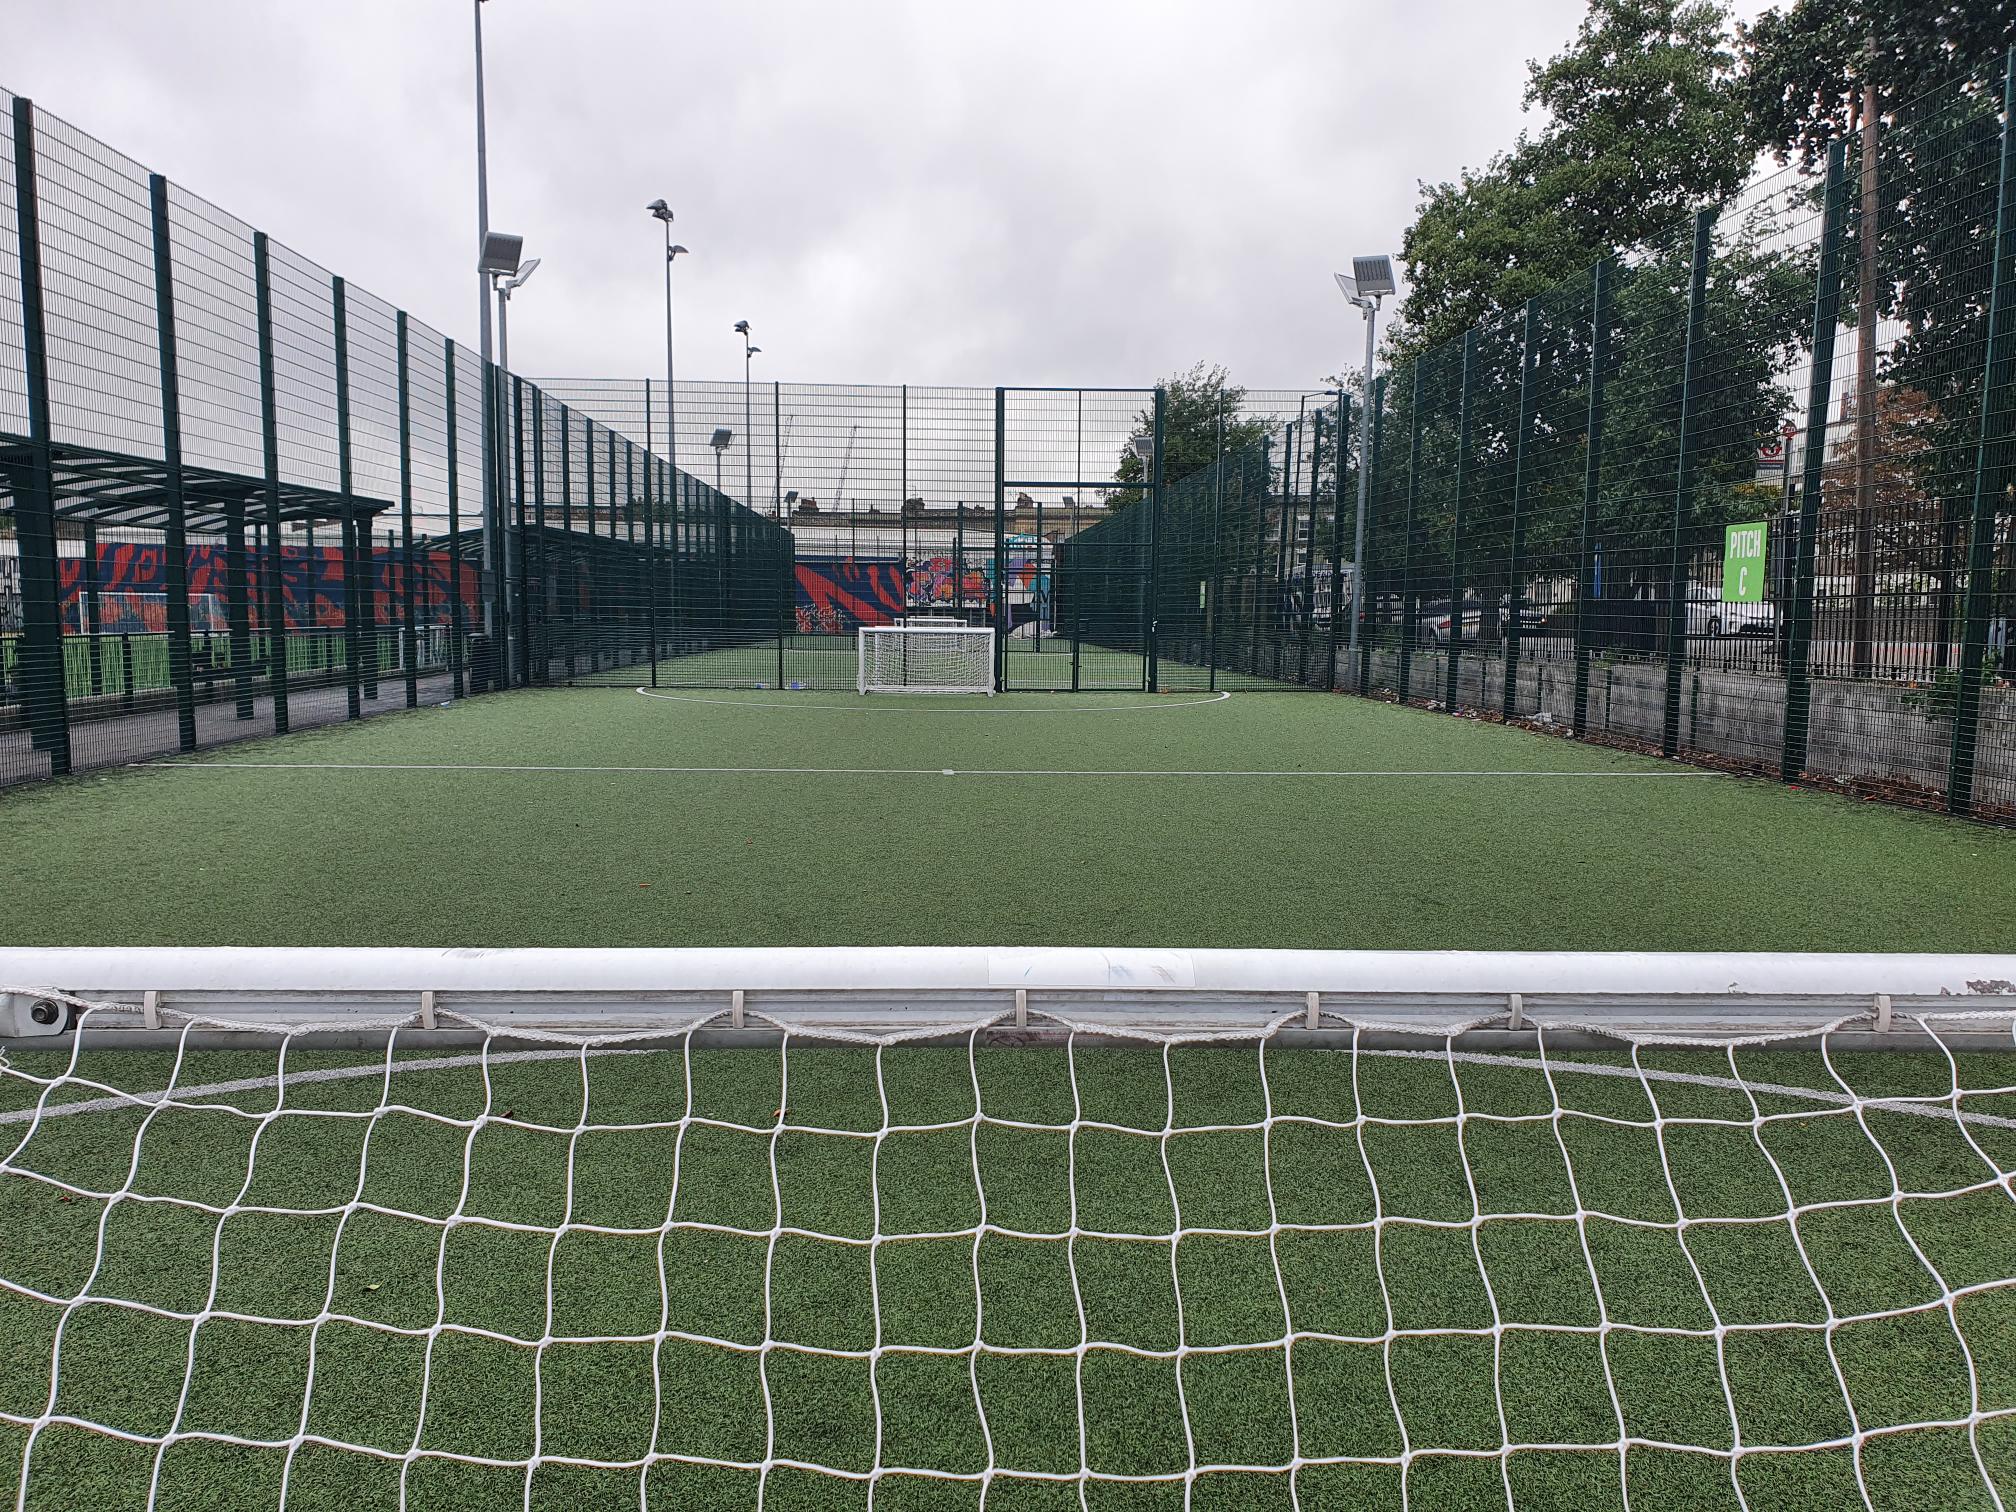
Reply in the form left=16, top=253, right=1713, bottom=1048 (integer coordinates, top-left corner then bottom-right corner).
left=53, top=543, right=479, bottom=634
left=794, top=557, right=905, bottom=633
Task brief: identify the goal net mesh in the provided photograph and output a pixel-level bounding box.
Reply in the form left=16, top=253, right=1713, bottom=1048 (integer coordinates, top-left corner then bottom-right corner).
left=857, top=626, right=995, bottom=695
left=1, top=998, right=2013, bottom=1508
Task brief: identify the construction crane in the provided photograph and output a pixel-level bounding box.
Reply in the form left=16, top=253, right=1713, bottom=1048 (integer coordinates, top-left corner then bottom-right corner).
left=832, top=423, right=859, bottom=510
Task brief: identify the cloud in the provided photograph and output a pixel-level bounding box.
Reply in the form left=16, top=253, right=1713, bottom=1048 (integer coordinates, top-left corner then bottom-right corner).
left=3, top=0, right=1771, bottom=396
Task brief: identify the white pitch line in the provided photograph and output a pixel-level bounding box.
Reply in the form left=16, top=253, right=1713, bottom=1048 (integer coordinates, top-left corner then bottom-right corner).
left=136, top=761, right=1720, bottom=779
left=4, top=1041, right=2011, bottom=1130
left=633, top=688, right=1235, bottom=713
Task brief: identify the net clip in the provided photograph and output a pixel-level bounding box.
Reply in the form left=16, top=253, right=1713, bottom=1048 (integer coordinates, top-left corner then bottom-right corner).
left=419, top=990, right=437, bottom=1032
left=731, top=989, right=746, bottom=1030
left=1015, top=988, right=1028, bottom=1029
left=1873, top=993, right=1892, bottom=1034
left=1305, top=991, right=1321, bottom=1031
left=1506, top=993, right=1525, bottom=1032
left=142, top=990, right=161, bottom=1032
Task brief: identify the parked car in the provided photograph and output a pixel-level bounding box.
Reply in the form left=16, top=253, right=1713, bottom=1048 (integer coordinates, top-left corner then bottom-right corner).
left=1413, top=598, right=1483, bottom=646
left=1684, top=589, right=1776, bottom=638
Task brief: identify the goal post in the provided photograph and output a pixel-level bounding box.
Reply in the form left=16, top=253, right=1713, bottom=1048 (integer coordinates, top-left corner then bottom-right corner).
left=857, top=622, right=996, bottom=695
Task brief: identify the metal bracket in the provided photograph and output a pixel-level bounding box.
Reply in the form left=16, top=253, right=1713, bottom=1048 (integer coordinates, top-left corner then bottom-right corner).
left=0, top=991, right=67, bottom=1038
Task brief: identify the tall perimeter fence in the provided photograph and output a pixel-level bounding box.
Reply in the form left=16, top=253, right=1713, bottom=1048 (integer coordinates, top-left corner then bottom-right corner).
left=3, top=55, right=2015, bottom=821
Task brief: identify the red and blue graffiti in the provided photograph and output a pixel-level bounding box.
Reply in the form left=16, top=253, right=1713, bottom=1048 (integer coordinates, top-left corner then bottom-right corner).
left=794, top=557, right=905, bottom=634
left=57, top=543, right=479, bottom=634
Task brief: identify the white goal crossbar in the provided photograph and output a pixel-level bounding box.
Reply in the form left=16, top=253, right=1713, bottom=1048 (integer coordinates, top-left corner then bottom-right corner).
left=857, top=623, right=996, bottom=695
left=3, top=947, right=2013, bottom=1046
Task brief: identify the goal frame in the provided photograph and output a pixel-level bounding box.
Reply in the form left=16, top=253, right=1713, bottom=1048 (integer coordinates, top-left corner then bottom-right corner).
left=857, top=622, right=997, bottom=696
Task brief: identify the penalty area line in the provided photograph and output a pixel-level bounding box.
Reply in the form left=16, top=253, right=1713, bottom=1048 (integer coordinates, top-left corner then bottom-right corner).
left=633, top=688, right=1235, bottom=713
left=133, top=761, right=1725, bottom=780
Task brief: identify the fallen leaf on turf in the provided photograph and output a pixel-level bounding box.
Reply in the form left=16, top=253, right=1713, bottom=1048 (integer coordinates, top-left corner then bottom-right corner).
left=363, top=1282, right=381, bottom=1293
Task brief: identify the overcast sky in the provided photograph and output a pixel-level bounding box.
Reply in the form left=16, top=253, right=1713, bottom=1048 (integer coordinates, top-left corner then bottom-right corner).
left=7, top=0, right=1774, bottom=394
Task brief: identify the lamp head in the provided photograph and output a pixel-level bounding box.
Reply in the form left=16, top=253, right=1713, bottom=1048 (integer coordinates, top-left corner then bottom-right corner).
left=504, top=257, right=540, bottom=291
left=667, top=244, right=688, bottom=259
left=480, top=230, right=524, bottom=275
left=710, top=427, right=734, bottom=451
left=646, top=199, right=674, bottom=222
left=733, top=319, right=751, bottom=335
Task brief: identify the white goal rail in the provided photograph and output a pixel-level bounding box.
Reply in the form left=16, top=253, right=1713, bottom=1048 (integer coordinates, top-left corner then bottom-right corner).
left=3, top=947, right=2013, bottom=1045
left=857, top=623, right=996, bottom=695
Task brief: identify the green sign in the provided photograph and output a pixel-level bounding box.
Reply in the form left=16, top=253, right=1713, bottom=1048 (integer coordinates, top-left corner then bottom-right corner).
left=1723, top=521, right=1767, bottom=603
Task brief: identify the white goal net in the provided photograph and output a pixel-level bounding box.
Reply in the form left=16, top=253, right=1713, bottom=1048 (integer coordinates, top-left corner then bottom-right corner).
left=1, top=948, right=2013, bottom=1510
left=857, top=623, right=996, bottom=695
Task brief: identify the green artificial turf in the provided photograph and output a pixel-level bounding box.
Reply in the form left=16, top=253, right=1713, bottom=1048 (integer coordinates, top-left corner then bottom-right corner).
left=2, top=686, right=2013, bottom=951
left=2, top=1033, right=2012, bottom=1510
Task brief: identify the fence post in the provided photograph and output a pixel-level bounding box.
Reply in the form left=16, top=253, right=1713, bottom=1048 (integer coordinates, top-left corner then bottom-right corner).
left=1948, top=48, right=2016, bottom=816
left=1782, top=143, right=1850, bottom=782
left=1572, top=260, right=1612, bottom=737
left=397, top=311, right=419, bottom=706
left=1502, top=298, right=1540, bottom=721
left=1446, top=331, right=1477, bottom=709
left=486, top=361, right=510, bottom=691
left=511, top=375, right=529, bottom=686
left=532, top=386, right=551, bottom=683
left=445, top=341, right=464, bottom=697
left=82, top=525, right=103, bottom=696
left=148, top=172, right=197, bottom=752
left=252, top=231, right=290, bottom=733
left=1325, top=394, right=1350, bottom=691
left=1663, top=208, right=1716, bottom=756
left=1249, top=432, right=1271, bottom=677
left=333, top=276, right=363, bottom=719
left=225, top=503, right=253, bottom=717
left=647, top=434, right=662, bottom=686
left=994, top=387, right=1007, bottom=690
left=1210, top=404, right=1228, bottom=689
left=9, top=100, right=71, bottom=774
left=1146, top=386, right=1165, bottom=692
left=1298, top=409, right=1323, bottom=683
left=1397, top=362, right=1424, bottom=701
left=1359, top=375, right=1386, bottom=695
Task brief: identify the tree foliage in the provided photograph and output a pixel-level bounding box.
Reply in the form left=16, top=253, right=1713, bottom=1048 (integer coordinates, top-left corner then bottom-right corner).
left=1112, top=362, right=1278, bottom=492
left=1392, top=0, right=1755, bottom=358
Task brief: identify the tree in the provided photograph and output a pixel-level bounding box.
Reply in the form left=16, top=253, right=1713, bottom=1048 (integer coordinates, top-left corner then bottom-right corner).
left=1392, top=0, right=1756, bottom=358
left=1741, top=1, right=2015, bottom=673
left=1110, top=362, right=1276, bottom=494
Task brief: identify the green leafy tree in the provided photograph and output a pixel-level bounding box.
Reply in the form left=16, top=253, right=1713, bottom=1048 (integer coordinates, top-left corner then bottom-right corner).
left=1742, top=1, right=2015, bottom=670
left=1111, top=363, right=1276, bottom=494
left=1393, top=0, right=1755, bottom=359
left=1372, top=0, right=1808, bottom=650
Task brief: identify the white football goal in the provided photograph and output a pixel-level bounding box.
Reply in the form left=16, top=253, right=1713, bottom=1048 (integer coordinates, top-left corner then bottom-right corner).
left=857, top=622, right=996, bottom=694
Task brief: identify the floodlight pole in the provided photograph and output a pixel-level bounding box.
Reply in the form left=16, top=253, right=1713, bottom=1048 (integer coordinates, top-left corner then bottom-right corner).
left=736, top=321, right=758, bottom=507
left=473, top=0, right=496, bottom=641
left=1345, top=290, right=1380, bottom=685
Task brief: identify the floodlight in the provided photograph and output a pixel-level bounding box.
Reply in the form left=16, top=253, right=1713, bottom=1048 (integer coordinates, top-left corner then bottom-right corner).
left=734, top=319, right=752, bottom=336
left=503, top=257, right=540, bottom=291
left=480, top=230, right=524, bottom=275
left=1333, top=271, right=1359, bottom=300
left=1129, top=435, right=1155, bottom=462
left=668, top=243, right=688, bottom=259
left=710, top=428, right=734, bottom=451
left=646, top=199, right=674, bottom=223
left=1352, top=255, right=1397, bottom=297
left=784, top=490, right=799, bottom=504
